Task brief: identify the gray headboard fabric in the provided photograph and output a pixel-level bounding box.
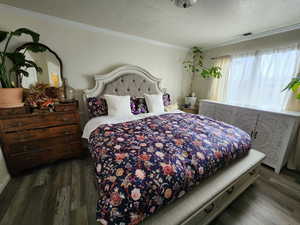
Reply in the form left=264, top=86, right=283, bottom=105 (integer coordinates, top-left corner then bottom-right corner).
left=102, top=73, right=160, bottom=97
left=84, top=65, right=163, bottom=99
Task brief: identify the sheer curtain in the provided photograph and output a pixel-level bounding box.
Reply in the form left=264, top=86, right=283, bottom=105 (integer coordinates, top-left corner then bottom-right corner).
left=226, top=44, right=300, bottom=110
left=209, top=56, right=231, bottom=101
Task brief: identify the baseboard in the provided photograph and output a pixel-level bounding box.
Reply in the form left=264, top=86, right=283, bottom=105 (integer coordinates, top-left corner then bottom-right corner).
left=0, top=174, right=10, bottom=194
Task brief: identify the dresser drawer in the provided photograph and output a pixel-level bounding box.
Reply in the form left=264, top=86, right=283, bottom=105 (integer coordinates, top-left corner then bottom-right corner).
left=6, top=134, right=81, bottom=155
left=0, top=112, right=80, bottom=132
left=3, top=124, right=81, bottom=143
left=7, top=141, right=83, bottom=175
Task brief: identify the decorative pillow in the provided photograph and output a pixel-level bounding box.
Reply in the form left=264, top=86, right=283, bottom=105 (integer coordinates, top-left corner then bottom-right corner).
left=104, top=95, right=133, bottom=117
left=87, top=97, right=108, bottom=118
left=163, top=93, right=171, bottom=106
left=87, top=93, right=171, bottom=118
left=87, top=97, right=136, bottom=118
left=131, top=97, right=148, bottom=115
left=131, top=93, right=170, bottom=115
left=144, top=94, right=165, bottom=113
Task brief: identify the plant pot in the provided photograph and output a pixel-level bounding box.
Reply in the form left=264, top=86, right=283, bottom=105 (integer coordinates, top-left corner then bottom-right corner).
left=0, top=88, right=24, bottom=108
left=185, top=96, right=197, bottom=108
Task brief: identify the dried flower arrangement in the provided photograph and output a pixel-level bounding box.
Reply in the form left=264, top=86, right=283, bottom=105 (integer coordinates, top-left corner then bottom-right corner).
left=24, top=83, right=61, bottom=110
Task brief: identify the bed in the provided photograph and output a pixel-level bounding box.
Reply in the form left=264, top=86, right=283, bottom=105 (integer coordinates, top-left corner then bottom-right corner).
left=82, top=65, right=265, bottom=225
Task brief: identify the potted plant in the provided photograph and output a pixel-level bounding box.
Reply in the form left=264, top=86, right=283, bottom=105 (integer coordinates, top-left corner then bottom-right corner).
left=183, top=46, right=222, bottom=79
left=183, top=46, right=222, bottom=108
left=0, top=28, right=44, bottom=108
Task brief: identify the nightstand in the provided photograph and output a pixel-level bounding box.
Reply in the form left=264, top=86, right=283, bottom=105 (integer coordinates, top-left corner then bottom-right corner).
left=181, top=107, right=198, bottom=114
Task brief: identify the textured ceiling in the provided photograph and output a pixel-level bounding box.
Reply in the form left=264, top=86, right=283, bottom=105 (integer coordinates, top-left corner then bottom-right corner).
left=1, top=0, right=300, bottom=48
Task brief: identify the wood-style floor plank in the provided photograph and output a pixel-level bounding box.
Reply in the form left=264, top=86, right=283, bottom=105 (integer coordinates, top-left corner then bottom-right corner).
left=1, top=157, right=300, bottom=225
left=0, top=173, right=36, bottom=225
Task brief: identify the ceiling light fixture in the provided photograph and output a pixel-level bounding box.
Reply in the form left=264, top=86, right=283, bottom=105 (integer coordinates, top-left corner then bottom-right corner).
left=171, top=0, right=198, bottom=8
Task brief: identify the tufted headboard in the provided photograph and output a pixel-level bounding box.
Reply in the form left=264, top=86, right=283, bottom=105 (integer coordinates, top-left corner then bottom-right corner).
left=84, top=65, right=163, bottom=98
left=83, top=65, right=164, bottom=120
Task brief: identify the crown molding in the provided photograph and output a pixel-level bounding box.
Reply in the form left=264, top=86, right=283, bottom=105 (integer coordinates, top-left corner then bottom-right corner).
left=0, top=3, right=188, bottom=51
left=205, top=23, right=300, bottom=50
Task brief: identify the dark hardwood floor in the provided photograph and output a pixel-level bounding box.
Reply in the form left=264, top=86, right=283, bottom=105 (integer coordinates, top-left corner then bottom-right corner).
left=0, top=158, right=299, bottom=225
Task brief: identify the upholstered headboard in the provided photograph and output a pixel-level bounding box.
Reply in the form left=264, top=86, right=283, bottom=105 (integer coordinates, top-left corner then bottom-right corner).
left=83, top=65, right=164, bottom=121
left=84, top=65, right=163, bottom=99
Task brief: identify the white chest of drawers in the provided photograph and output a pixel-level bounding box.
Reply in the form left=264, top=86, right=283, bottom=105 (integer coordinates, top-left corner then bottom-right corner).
left=199, top=100, right=300, bottom=173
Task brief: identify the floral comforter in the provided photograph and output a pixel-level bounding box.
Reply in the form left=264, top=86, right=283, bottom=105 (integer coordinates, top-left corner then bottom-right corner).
left=88, top=113, right=251, bottom=225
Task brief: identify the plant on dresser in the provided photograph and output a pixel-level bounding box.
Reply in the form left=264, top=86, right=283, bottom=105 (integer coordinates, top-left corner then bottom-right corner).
left=0, top=101, right=84, bottom=176
left=0, top=28, right=46, bottom=108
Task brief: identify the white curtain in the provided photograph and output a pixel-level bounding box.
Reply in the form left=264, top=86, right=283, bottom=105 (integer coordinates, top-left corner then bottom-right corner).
left=209, top=56, right=231, bottom=102
left=226, top=44, right=300, bottom=110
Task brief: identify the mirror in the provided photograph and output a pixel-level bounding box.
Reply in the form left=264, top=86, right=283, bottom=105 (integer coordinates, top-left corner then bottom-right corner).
left=16, top=43, right=63, bottom=89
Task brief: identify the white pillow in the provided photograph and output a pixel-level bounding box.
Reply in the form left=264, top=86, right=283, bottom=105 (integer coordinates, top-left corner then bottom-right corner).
left=144, top=94, right=164, bottom=113
left=104, top=95, right=132, bottom=117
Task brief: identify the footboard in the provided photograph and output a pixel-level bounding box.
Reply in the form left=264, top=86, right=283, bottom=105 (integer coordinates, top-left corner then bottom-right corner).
left=182, top=164, right=260, bottom=225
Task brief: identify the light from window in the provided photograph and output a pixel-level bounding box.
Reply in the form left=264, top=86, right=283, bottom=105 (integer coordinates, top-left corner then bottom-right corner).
left=226, top=45, right=300, bottom=110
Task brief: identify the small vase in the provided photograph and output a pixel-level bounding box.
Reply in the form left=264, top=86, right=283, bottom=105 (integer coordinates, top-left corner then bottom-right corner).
left=0, top=88, right=24, bottom=108
left=64, top=79, right=76, bottom=101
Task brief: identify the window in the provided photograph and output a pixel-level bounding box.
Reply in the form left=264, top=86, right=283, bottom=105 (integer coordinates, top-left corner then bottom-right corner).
left=226, top=44, right=300, bottom=110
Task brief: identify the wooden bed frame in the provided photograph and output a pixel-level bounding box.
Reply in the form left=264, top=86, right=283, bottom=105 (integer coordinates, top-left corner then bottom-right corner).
left=83, top=65, right=266, bottom=225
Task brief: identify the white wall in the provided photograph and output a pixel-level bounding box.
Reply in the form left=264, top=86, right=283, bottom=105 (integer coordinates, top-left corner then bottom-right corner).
left=0, top=5, right=191, bottom=103
left=193, top=29, right=300, bottom=99
left=0, top=5, right=192, bottom=190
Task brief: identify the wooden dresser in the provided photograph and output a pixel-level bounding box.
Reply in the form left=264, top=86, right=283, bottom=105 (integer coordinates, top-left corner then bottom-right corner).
left=0, top=102, right=84, bottom=175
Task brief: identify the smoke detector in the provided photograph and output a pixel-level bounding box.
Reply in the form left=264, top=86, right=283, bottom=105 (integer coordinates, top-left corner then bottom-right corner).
left=171, top=0, right=198, bottom=8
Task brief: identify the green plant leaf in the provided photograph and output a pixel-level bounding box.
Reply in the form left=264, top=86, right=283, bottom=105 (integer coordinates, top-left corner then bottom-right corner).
left=16, top=69, right=29, bottom=77
left=291, top=82, right=300, bottom=92
left=6, top=52, right=26, bottom=65
left=183, top=46, right=223, bottom=79
left=282, top=78, right=300, bottom=92
left=12, top=28, right=40, bottom=42
left=26, top=43, right=47, bottom=53
left=25, top=59, right=43, bottom=73
left=0, top=31, right=8, bottom=43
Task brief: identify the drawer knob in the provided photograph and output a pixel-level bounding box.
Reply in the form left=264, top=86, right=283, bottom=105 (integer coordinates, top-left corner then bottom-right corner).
left=204, top=203, right=215, bottom=214
left=226, top=186, right=235, bottom=194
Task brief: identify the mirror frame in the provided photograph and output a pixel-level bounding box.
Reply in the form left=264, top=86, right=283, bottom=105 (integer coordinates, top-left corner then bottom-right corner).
left=15, top=42, right=64, bottom=88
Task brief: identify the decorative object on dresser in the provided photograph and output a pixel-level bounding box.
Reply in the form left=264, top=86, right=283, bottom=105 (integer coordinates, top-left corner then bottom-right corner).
left=16, top=42, right=64, bottom=89
left=0, top=101, right=84, bottom=176
left=199, top=99, right=300, bottom=173
left=25, top=83, right=63, bottom=112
